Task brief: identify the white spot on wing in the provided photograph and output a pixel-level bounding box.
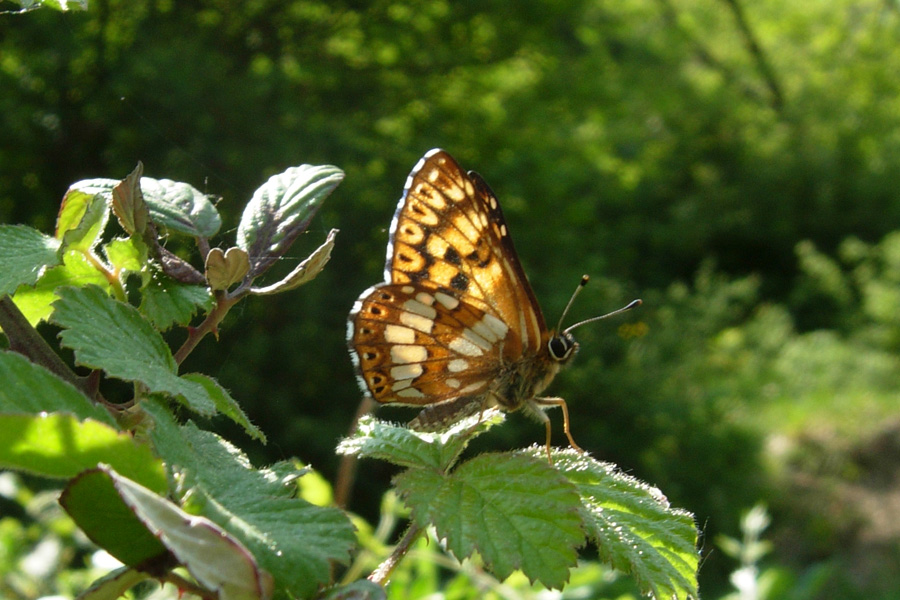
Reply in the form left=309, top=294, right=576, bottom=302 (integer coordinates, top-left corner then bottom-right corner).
left=448, top=336, right=483, bottom=357
left=391, top=345, right=428, bottom=364
left=435, top=292, right=460, bottom=310
left=397, top=387, right=425, bottom=398
left=391, top=364, right=424, bottom=380
left=448, top=358, right=469, bottom=372
left=385, top=324, right=416, bottom=344
left=400, top=311, right=434, bottom=334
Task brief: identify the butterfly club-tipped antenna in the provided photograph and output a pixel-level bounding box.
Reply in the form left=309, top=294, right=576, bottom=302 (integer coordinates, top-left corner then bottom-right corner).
left=549, top=275, right=642, bottom=361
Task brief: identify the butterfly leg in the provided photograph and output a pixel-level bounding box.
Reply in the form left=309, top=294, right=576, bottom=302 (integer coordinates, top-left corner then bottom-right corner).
left=534, top=396, right=586, bottom=455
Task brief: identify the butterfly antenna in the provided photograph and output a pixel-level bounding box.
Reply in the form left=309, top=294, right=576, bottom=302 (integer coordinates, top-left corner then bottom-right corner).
left=558, top=275, right=642, bottom=334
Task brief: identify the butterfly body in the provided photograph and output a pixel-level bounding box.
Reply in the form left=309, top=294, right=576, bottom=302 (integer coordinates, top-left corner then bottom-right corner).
left=348, top=149, right=583, bottom=454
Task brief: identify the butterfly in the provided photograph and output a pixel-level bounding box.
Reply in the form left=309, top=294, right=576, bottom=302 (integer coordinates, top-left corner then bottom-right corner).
left=348, top=149, right=639, bottom=459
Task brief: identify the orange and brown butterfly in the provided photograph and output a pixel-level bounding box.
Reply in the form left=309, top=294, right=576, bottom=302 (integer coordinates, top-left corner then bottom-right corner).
left=347, top=148, right=640, bottom=459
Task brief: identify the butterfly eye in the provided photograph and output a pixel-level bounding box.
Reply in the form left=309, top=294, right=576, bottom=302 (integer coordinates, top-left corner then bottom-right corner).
left=548, top=332, right=578, bottom=362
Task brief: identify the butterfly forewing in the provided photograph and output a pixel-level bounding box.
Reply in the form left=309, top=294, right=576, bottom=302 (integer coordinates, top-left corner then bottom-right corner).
left=389, top=150, right=546, bottom=356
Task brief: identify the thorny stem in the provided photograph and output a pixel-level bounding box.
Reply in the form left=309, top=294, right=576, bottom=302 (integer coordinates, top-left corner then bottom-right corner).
left=162, top=571, right=217, bottom=600
left=172, top=290, right=241, bottom=365
left=368, top=522, right=424, bottom=586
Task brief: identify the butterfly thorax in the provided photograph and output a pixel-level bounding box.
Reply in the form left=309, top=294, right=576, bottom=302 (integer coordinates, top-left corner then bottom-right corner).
left=488, top=330, right=579, bottom=412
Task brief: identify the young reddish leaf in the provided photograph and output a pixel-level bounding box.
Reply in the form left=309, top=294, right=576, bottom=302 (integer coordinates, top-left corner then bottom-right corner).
left=205, top=247, right=251, bottom=291
left=111, top=163, right=149, bottom=237
left=250, top=228, right=337, bottom=295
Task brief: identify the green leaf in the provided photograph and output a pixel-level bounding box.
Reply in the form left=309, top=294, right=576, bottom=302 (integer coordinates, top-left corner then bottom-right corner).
left=62, top=466, right=274, bottom=600
left=0, top=350, right=114, bottom=425
left=0, top=413, right=166, bottom=491
left=237, top=164, right=344, bottom=278
left=551, top=449, right=700, bottom=600
left=139, top=277, right=213, bottom=330
left=394, top=451, right=584, bottom=589
left=104, top=237, right=145, bottom=275
left=337, top=412, right=504, bottom=471
left=180, top=373, right=265, bottom=442
left=50, top=286, right=216, bottom=416
left=61, top=468, right=172, bottom=568
left=58, top=177, right=222, bottom=239
left=56, top=183, right=110, bottom=252
left=76, top=566, right=151, bottom=600
left=0, top=225, right=62, bottom=296
left=138, top=177, right=222, bottom=238
left=11, top=250, right=112, bottom=325
left=145, top=404, right=355, bottom=599
left=251, top=228, right=338, bottom=295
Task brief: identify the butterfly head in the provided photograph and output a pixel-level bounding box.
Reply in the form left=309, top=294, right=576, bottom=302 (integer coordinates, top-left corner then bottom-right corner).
left=548, top=330, right=579, bottom=364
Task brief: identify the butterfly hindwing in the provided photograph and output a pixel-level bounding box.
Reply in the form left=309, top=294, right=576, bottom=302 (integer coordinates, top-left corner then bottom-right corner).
left=350, top=283, right=506, bottom=405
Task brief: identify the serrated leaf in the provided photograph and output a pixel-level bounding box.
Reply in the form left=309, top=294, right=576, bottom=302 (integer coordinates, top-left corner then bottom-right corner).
left=56, top=184, right=110, bottom=253
left=251, top=228, right=337, bottom=295
left=0, top=413, right=166, bottom=491
left=57, top=177, right=222, bottom=239
left=50, top=286, right=216, bottom=416
left=112, top=164, right=149, bottom=236
left=237, top=164, right=343, bottom=278
left=104, top=237, right=145, bottom=275
left=337, top=412, right=503, bottom=471
left=551, top=449, right=700, bottom=600
left=138, top=177, right=222, bottom=238
left=0, top=350, right=114, bottom=425
left=0, top=225, right=62, bottom=296
left=11, top=249, right=112, bottom=325
left=144, top=406, right=355, bottom=599
left=394, top=452, right=584, bottom=589
left=181, top=373, right=265, bottom=442
left=140, top=277, right=213, bottom=330
left=205, top=247, right=250, bottom=291
left=64, top=466, right=275, bottom=600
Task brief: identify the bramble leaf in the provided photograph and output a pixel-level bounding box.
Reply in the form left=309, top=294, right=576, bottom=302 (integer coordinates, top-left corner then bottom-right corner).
left=0, top=225, right=61, bottom=296
left=551, top=449, right=700, bottom=600
left=251, top=228, right=338, bottom=295
left=145, top=404, right=355, bottom=599
left=205, top=247, right=250, bottom=291
left=237, top=164, right=343, bottom=278
left=0, top=350, right=113, bottom=425
left=0, top=412, right=166, bottom=491
left=394, top=451, right=583, bottom=589
left=56, top=184, right=110, bottom=253
left=337, top=412, right=503, bottom=471
left=62, top=466, right=274, bottom=600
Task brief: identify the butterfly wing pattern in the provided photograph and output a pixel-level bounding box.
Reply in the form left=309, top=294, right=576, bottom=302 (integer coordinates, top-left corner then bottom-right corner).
left=348, top=149, right=584, bottom=456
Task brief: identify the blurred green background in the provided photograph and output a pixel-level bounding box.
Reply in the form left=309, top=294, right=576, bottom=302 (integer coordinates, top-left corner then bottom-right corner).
left=3, top=0, right=900, bottom=598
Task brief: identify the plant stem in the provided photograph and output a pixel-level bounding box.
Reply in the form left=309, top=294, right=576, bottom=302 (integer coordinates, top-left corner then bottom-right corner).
left=172, top=291, right=239, bottom=365
left=334, top=396, right=376, bottom=508
left=0, top=294, right=92, bottom=395
left=369, top=522, right=424, bottom=586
